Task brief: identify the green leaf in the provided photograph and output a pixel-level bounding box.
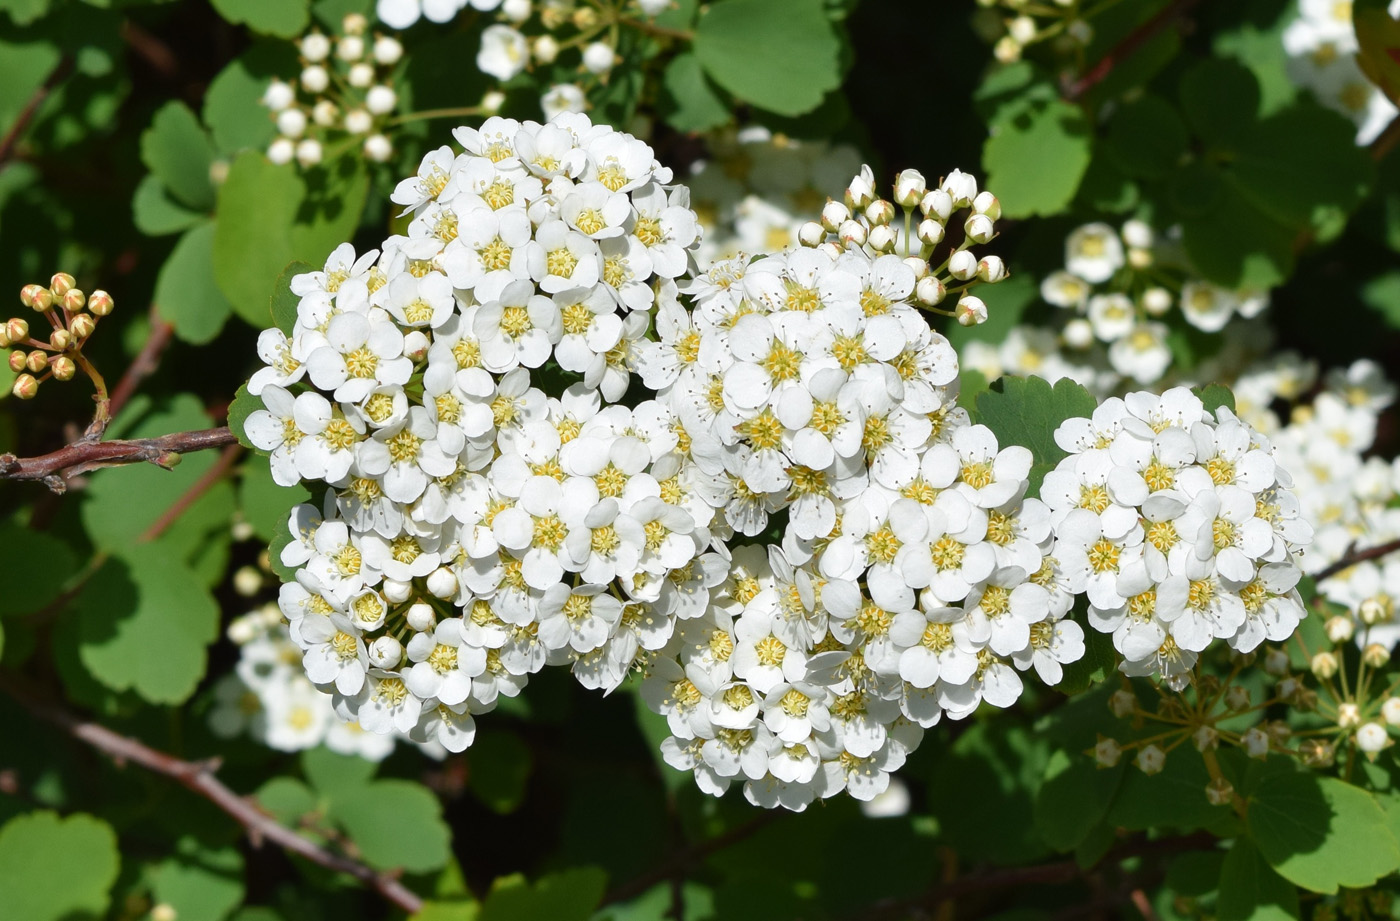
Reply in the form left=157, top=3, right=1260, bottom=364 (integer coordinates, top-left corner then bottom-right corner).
left=692, top=0, right=841, bottom=117
left=0, top=40, right=62, bottom=143
left=478, top=868, right=609, bottom=921
left=1106, top=746, right=1229, bottom=832
left=271, top=260, right=313, bottom=335
left=973, top=376, right=1096, bottom=496
left=1104, top=94, right=1188, bottom=180
left=155, top=222, right=233, bottom=345
left=1054, top=617, right=1115, bottom=695
left=239, top=454, right=310, bottom=543
left=210, top=0, right=310, bottom=37
left=1180, top=58, right=1260, bottom=147
left=415, top=902, right=481, bottom=921
left=302, top=746, right=378, bottom=801
left=468, top=730, right=532, bottom=814
left=983, top=97, right=1092, bottom=219
left=140, top=101, right=216, bottom=211
left=926, top=723, right=1051, bottom=864
left=330, top=779, right=452, bottom=873
left=1180, top=185, right=1294, bottom=289
left=133, top=174, right=206, bottom=236
left=0, top=0, right=52, bottom=26
left=1246, top=770, right=1400, bottom=894
left=1195, top=383, right=1237, bottom=416
left=204, top=43, right=298, bottom=155
left=75, top=545, right=220, bottom=704
left=1033, top=748, right=1125, bottom=852
left=213, top=153, right=367, bottom=327
left=254, top=777, right=316, bottom=824
left=229, top=384, right=263, bottom=450
left=1361, top=271, right=1400, bottom=328
left=150, top=839, right=246, bottom=921
left=0, top=811, right=120, bottom=921
left=1218, top=838, right=1300, bottom=921
left=659, top=53, right=731, bottom=133
left=0, top=521, right=76, bottom=616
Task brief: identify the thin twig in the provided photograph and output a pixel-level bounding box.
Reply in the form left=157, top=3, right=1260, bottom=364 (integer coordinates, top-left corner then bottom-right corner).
left=619, top=16, right=692, bottom=41
left=1062, top=0, right=1202, bottom=101
left=138, top=442, right=243, bottom=543
left=1312, top=537, right=1400, bottom=583
left=0, top=426, right=237, bottom=493
left=0, top=55, right=75, bottom=167
left=107, top=308, right=176, bottom=424
left=0, top=676, right=424, bottom=913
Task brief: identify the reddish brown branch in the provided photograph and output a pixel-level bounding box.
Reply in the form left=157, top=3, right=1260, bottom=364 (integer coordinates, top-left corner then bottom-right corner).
left=139, top=441, right=243, bottom=542
left=1063, top=0, right=1202, bottom=101
left=107, top=308, right=176, bottom=423
left=0, top=426, right=237, bottom=493
left=1312, top=537, right=1400, bottom=583
left=0, top=56, right=75, bottom=166
left=1, top=676, right=424, bottom=913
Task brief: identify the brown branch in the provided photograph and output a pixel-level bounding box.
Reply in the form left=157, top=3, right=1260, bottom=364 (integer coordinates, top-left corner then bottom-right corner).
left=139, top=442, right=243, bottom=543
left=0, top=55, right=75, bottom=167
left=107, top=307, right=176, bottom=424
left=1312, top=537, right=1400, bottom=583
left=0, top=426, right=237, bottom=493
left=1062, top=0, right=1202, bottom=101
left=0, top=675, right=424, bottom=913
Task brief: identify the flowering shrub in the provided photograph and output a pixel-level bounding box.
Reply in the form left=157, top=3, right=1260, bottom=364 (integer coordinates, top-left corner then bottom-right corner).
left=6, top=2, right=1400, bottom=920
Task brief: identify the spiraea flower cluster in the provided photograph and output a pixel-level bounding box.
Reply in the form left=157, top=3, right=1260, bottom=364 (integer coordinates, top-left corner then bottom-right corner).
left=1044, top=387, right=1312, bottom=689
left=1, top=273, right=114, bottom=402
left=1283, top=0, right=1400, bottom=145
left=261, top=13, right=407, bottom=167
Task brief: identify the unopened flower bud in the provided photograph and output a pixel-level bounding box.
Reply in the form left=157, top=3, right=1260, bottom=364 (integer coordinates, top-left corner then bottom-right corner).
left=382, top=579, right=412, bottom=603
left=838, top=219, right=867, bottom=248
left=1357, top=722, right=1389, bottom=754
left=49, top=329, right=70, bottom=351
left=948, top=250, right=978, bottom=280
left=373, top=36, right=404, bottom=65
left=301, top=32, right=331, bottom=62
left=344, top=109, right=373, bottom=135
left=1135, top=744, right=1165, bottom=775
left=1325, top=615, right=1353, bottom=643
left=337, top=34, right=365, bottom=62
left=1204, top=776, right=1235, bottom=806
left=27, top=286, right=53, bottom=312
left=1360, top=597, right=1387, bottom=625
left=903, top=256, right=929, bottom=280
left=278, top=107, right=308, bottom=139
left=940, top=169, right=978, bottom=208
left=312, top=99, right=339, bottom=127
left=572, top=6, right=598, bottom=28
left=19, top=284, right=45, bottom=309
left=268, top=138, right=295, bottom=165
left=582, top=41, right=614, bottom=74
left=62, top=289, right=85, bottom=312
left=964, top=213, right=995, bottom=244
left=956, top=295, right=988, bottom=327
left=1063, top=318, right=1094, bottom=348
left=406, top=602, right=437, bottom=632
left=993, top=36, right=1022, bottom=64
left=1242, top=726, right=1270, bottom=758
left=915, top=275, right=946, bottom=307
left=920, top=188, right=953, bottom=221
left=11, top=373, right=37, bottom=398
left=227, top=616, right=257, bottom=645
left=973, top=190, right=1001, bottom=219
left=867, top=224, right=898, bottom=253
left=820, top=200, right=849, bottom=232
left=1121, top=218, right=1152, bottom=249
left=1127, top=247, right=1152, bottom=270
left=533, top=34, right=560, bottom=64
left=368, top=636, right=403, bottom=669
left=481, top=90, right=506, bottom=115
left=49, top=273, right=75, bottom=297
left=426, top=566, right=458, bottom=599
left=1266, top=720, right=1291, bottom=745
left=1364, top=643, right=1390, bottom=668
left=25, top=350, right=47, bottom=373
left=1193, top=726, right=1219, bottom=751
left=88, top=289, right=113, bottom=316
left=977, top=255, right=1007, bottom=283
left=231, top=519, right=255, bottom=542
left=1094, top=736, right=1121, bottom=767
left=402, top=330, right=430, bottom=362
left=348, top=62, right=375, bottom=88
left=343, top=12, right=368, bottom=34
left=6, top=318, right=28, bottom=342
left=69, top=313, right=95, bottom=340
left=893, top=169, right=926, bottom=208
left=1300, top=738, right=1335, bottom=768
left=798, top=221, right=825, bottom=248
left=1264, top=647, right=1290, bottom=676
left=1067, top=17, right=1093, bottom=44
left=295, top=139, right=323, bottom=168
left=51, top=355, right=76, bottom=381
left=301, top=65, right=329, bottom=94
left=262, top=79, right=296, bottom=112
left=1383, top=697, right=1400, bottom=726
left=1008, top=15, right=1036, bottom=43
left=151, top=903, right=177, bottom=921
left=846, top=173, right=875, bottom=211
left=1338, top=701, right=1362, bottom=728
left=363, top=134, right=393, bottom=162
left=502, top=0, right=531, bottom=21
left=865, top=199, right=896, bottom=226
left=1108, top=688, right=1135, bottom=718
left=365, top=85, right=397, bottom=116
left=1225, top=685, right=1251, bottom=711
left=232, top=565, right=264, bottom=597
left=1311, top=650, right=1338, bottom=679
left=7, top=350, right=24, bottom=372
left=917, top=219, right=945, bottom=247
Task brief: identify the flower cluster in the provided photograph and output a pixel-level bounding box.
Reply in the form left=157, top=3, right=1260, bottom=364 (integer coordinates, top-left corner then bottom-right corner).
left=261, top=12, right=407, bottom=167
left=1044, top=387, right=1312, bottom=688
left=1283, top=0, right=1400, bottom=145
left=1, top=273, right=114, bottom=401
left=970, top=0, right=1095, bottom=65
left=209, top=604, right=416, bottom=761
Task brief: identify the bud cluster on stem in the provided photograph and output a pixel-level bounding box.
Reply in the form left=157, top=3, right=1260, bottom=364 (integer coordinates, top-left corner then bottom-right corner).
left=3, top=273, right=114, bottom=415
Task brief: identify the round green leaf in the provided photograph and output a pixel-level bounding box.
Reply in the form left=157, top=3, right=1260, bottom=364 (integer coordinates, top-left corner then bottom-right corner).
left=204, top=43, right=298, bottom=155
left=210, top=0, right=309, bottom=38
left=150, top=840, right=246, bottom=921
left=330, top=779, right=452, bottom=873
left=133, top=174, right=206, bottom=237
left=1218, top=838, right=1300, bottom=921
left=140, top=101, right=216, bottom=211
left=983, top=98, right=1092, bottom=219
left=1105, top=94, right=1188, bottom=180
left=659, top=53, right=730, bottom=133
left=693, top=0, right=841, bottom=117
left=156, top=222, right=233, bottom=345
left=0, top=811, right=120, bottom=921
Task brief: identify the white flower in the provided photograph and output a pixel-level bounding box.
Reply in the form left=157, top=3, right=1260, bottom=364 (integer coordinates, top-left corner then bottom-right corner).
left=405, top=619, right=487, bottom=705
left=541, top=84, right=586, bottom=120
left=1065, top=223, right=1124, bottom=283
left=477, top=25, right=529, bottom=81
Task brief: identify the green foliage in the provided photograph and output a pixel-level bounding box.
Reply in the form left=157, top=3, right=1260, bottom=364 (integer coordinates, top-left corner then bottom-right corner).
left=476, top=868, right=608, bottom=921
left=692, top=0, right=841, bottom=117
left=0, top=811, right=120, bottom=921
left=155, top=222, right=234, bottom=344
left=972, top=375, right=1096, bottom=495
left=141, top=102, right=217, bottom=212
left=210, top=0, right=311, bottom=38
left=150, top=838, right=247, bottom=921
left=467, top=730, right=532, bottom=814
left=659, top=53, right=730, bottom=133
left=1217, top=838, right=1300, bottom=921
left=984, top=93, right=1093, bottom=219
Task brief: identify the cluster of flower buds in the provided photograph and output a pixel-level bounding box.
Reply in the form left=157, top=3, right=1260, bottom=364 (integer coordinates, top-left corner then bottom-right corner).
left=797, top=167, right=1007, bottom=328
left=970, top=0, right=1094, bottom=65
left=261, top=13, right=406, bottom=167
left=2, top=273, right=112, bottom=400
